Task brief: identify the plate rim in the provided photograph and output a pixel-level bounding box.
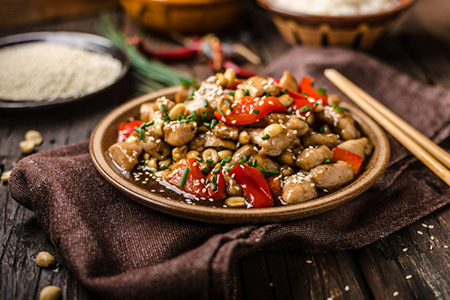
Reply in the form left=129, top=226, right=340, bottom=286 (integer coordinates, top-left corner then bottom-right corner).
left=90, top=86, right=390, bottom=224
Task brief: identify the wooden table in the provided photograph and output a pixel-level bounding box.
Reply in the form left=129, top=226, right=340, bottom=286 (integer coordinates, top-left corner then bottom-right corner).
left=1, top=1, right=449, bottom=299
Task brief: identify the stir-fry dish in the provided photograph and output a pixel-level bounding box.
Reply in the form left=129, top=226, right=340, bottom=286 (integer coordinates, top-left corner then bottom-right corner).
left=109, top=69, right=373, bottom=208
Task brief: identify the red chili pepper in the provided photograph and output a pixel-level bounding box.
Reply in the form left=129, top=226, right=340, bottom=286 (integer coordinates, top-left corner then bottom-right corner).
left=223, top=60, right=257, bottom=78
left=165, top=158, right=208, bottom=197
left=214, top=96, right=286, bottom=126
left=331, top=147, right=364, bottom=173
left=299, top=77, right=328, bottom=105
left=229, top=163, right=273, bottom=208
left=118, top=120, right=143, bottom=142
left=206, top=171, right=227, bottom=200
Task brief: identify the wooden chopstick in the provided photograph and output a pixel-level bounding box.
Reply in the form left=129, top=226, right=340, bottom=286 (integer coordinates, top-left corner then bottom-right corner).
left=324, top=68, right=450, bottom=187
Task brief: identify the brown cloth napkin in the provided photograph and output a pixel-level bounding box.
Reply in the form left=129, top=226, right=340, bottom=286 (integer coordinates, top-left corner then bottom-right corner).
left=9, top=47, right=450, bottom=300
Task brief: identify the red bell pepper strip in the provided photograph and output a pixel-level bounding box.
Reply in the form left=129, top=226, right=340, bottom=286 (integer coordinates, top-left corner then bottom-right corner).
left=331, top=147, right=364, bottom=174
left=118, top=120, right=143, bottom=142
left=299, top=77, right=328, bottom=105
left=228, top=163, right=273, bottom=208
left=165, top=158, right=208, bottom=198
left=206, top=171, right=227, bottom=200
left=214, top=96, right=286, bottom=126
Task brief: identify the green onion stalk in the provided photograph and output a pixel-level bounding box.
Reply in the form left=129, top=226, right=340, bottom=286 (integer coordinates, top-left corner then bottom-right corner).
left=99, top=14, right=195, bottom=92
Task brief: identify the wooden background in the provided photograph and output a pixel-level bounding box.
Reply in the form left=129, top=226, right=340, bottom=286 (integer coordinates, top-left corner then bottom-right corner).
left=1, top=0, right=449, bottom=299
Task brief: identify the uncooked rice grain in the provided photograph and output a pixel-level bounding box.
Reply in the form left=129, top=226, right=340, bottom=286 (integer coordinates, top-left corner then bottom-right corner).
left=0, top=42, right=122, bottom=101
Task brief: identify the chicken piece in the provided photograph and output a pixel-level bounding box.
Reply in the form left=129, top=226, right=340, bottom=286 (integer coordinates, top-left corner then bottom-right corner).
left=317, top=106, right=360, bottom=140
left=279, top=71, right=299, bottom=93
left=310, top=161, right=354, bottom=189
left=296, top=145, right=333, bottom=171
left=108, top=141, right=143, bottom=172
left=232, top=144, right=258, bottom=163
left=189, top=134, right=207, bottom=152
left=212, top=123, right=239, bottom=140
left=250, top=113, right=289, bottom=128
left=240, top=76, right=279, bottom=97
left=302, top=131, right=339, bottom=148
left=281, top=173, right=317, bottom=204
left=163, top=122, right=197, bottom=146
left=247, top=128, right=297, bottom=157
left=337, top=137, right=372, bottom=158
left=223, top=172, right=243, bottom=196
left=142, top=136, right=171, bottom=160
left=253, top=155, right=280, bottom=172
left=286, top=117, right=309, bottom=136
left=140, top=103, right=162, bottom=122
left=204, top=132, right=237, bottom=150
left=154, top=97, right=175, bottom=114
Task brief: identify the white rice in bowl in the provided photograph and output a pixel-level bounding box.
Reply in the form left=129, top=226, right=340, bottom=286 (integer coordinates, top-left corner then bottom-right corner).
left=266, top=0, right=401, bottom=16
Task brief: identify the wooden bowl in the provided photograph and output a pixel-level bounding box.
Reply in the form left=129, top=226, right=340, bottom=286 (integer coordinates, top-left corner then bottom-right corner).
left=256, top=0, right=416, bottom=48
left=90, top=87, right=390, bottom=224
left=120, top=0, right=243, bottom=34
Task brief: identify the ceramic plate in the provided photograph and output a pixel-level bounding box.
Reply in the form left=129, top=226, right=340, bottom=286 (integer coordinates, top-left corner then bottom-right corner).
left=90, top=87, right=390, bottom=224
left=0, top=31, right=130, bottom=112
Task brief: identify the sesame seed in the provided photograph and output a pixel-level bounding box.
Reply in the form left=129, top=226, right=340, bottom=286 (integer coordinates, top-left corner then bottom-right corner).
left=344, top=285, right=350, bottom=291
left=159, top=190, right=165, bottom=192
left=422, top=223, right=428, bottom=228
left=306, top=260, right=312, bottom=264
left=402, top=248, right=408, bottom=252
left=417, top=231, right=423, bottom=235
left=430, top=245, right=433, bottom=250
left=431, top=235, right=435, bottom=240
left=393, top=291, right=399, bottom=297
left=405, top=275, right=413, bottom=280
left=428, top=225, right=434, bottom=229
left=327, top=298, right=333, bottom=300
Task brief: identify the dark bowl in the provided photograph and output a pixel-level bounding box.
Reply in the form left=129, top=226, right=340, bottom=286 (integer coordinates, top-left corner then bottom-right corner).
left=0, top=31, right=130, bottom=112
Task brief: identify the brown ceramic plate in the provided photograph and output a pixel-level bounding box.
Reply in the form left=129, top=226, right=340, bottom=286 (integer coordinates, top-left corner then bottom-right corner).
left=90, top=87, right=390, bottom=224
left=0, top=31, right=130, bottom=112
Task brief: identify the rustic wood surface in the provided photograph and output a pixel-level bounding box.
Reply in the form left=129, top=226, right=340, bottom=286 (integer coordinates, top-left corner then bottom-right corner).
left=1, top=0, right=450, bottom=299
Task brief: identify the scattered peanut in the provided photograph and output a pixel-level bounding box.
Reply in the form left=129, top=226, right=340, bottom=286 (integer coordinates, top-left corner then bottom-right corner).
left=216, top=73, right=227, bottom=86
left=19, top=140, right=35, bottom=154
left=25, top=130, right=43, bottom=146
left=39, top=286, right=61, bottom=300
left=147, top=158, right=158, bottom=170
left=234, top=89, right=245, bottom=100
left=238, top=131, right=251, bottom=145
left=35, top=251, right=55, bottom=268
left=1, top=170, right=11, bottom=183
left=172, top=146, right=188, bottom=161
left=277, top=94, right=294, bottom=107
left=224, top=68, right=236, bottom=88
left=218, top=150, right=233, bottom=160
left=186, top=150, right=200, bottom=159
left=202, top=148, right=219, bottom=165
left=263, top=124, right=284, bottom=138
left=168, top=103, right=187, bottom=120
left=225, top=197, right=246, bottom=208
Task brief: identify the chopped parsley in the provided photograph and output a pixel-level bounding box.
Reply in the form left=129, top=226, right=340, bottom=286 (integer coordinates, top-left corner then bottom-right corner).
left=203, top=99, right=208, bottom=107
left=221, top=156, right=232, bottom=166
left=242, top=89, right=250, bottom=96
left=195, top=157, right=203, bottom=162
left=325, top=159, right=331, bottom=164
left=212, top=168, right=220, bottom=174
left=301, top=92, right=309, bottom=97
left=202, top=112, right=207, bottom=120
left=252, top=109, right=260, bottom=115
left=225, top=100, right=233, bottom=111
left=261, top=134, right=270, bottom=140
left=180, top=79, right=197, bottom=88
left=134, top=126, right=144, bottom=140
left=179, top=167, right=190, bottom=188
left=219, top=109, right=226, bottom=117
left=229, top=91, right=235, bottom=97
left=160, top=104, right=166, bottom=112
left=206, top=159, right=214, bottom=164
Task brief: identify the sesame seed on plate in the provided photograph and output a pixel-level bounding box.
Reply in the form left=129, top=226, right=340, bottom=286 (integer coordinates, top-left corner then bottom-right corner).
left=393, top=291, right=399, bottom=297
left=344, top=285, right=350, bottom=292
left=405, top=275, right=413, bottom=280
left=417, top=231, right=423, bottom=235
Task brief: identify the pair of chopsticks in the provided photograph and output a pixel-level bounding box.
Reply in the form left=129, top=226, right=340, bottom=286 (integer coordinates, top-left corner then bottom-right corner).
left=324, top=69, right=450, bottom=187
